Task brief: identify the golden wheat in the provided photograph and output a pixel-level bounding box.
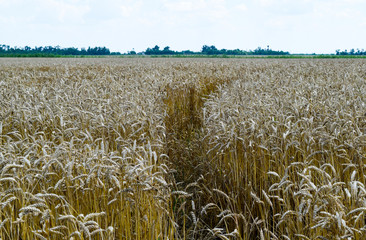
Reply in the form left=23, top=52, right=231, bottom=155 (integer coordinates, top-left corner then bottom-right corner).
left=0, top=58, right=365, bottom=239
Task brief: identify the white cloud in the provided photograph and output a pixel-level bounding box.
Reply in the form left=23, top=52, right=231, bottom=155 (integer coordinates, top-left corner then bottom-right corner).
left=119, top=1, right=142, bottom=17
left=236, top=3, right=248, bottom=11
left=37, top=0, right=90, bottom=23
left=336, top=0, right=364, bottom=3
left=205, top=0, right=229, bottom=20
left=165, top=1, right=198, bottom=11
left=160, top=0, right=229, bottom=25
left=258, top=0, right=275, bottom=7
left=257, top=0, right=315, bottom=15
left=164, top=0, right=206, bottom=12
left=0, top=16, right=15, bottom=24
left=0, top=0, right=22, bottom=6
left=163, top=0, right=227, bottom=14
left=313, top=0, right=365, bottom=21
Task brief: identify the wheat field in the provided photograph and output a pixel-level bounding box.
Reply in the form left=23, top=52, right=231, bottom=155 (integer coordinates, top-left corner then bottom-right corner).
left=0, top=58, right=365, bottom=239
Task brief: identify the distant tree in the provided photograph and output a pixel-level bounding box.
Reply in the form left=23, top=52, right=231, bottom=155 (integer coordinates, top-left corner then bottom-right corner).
left=253, top=47, right=265, bottom=55
left=145, top=45, right=172, bottom=55
left=87, top=46, right=110, bottom=55
left=162, top=46, right=174, bottom=54
left=252, top=46, right=289, bottom=55
left=145, top=46, right=161, bottom=55
left=201, top=45, right=219, bottom=55
left=336, top=48, right=366, bottom=55
left=0, top=45, right=6, bottom=53
left=181, top=50, right=194, bottom=54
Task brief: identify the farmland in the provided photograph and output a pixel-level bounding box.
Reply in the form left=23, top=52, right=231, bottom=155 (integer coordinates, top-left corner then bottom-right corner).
left=0, top=58, right=366, bottom=239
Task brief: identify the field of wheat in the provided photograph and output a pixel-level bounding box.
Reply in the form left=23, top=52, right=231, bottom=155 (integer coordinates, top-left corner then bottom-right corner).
left=0, top=58, right=365, bottom=239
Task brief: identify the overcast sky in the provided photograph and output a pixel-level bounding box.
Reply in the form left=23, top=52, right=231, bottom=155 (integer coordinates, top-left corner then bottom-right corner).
left=1, top=0, right=365, bottom=54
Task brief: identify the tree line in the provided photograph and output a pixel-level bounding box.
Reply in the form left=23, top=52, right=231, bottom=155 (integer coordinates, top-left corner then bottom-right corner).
left=0, top=44, right=290, bottom=56
left=1, top=44, right=365, bottom=57
left=0, top=45, right=117, bottom=56
left=141, top=45, right=289, bottom=55
left=336, top=49, right=366, bottom=55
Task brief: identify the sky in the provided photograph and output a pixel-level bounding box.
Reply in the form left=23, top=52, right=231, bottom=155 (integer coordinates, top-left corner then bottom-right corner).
left=0, top=0, right=365, bottom=54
